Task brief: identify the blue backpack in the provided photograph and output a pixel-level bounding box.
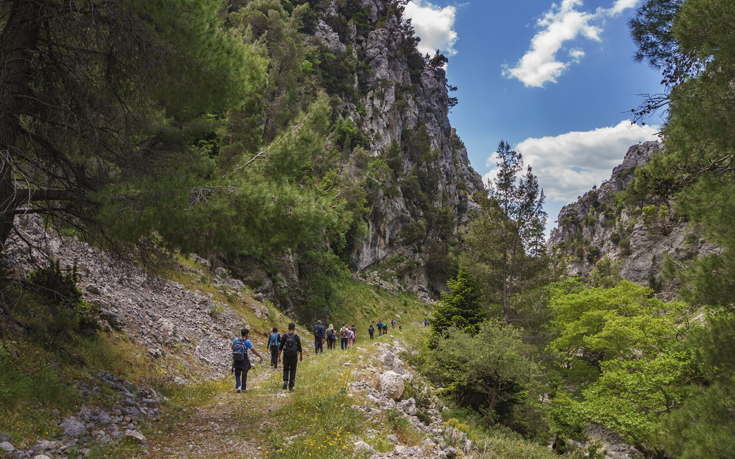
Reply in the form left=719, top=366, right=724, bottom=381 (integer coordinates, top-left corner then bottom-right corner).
left=233, top=338, right=247, bottom=361
left=268, top=333, right=279, bottom=347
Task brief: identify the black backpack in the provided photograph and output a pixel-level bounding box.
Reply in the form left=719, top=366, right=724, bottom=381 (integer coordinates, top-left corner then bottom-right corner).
left=283, top=333, right=298, bottom=357
left=369, top=325, right=374, bottom=334
left=314, top=324, right=324, bottom=339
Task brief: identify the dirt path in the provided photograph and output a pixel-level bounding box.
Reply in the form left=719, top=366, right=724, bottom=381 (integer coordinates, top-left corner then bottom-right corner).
left=140, top=364, right=288, bottom=459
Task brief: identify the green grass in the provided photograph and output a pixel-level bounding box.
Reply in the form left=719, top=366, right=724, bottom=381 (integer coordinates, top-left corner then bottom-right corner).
left=248, top=347, right=368, bottom=459
left=328, top=279, right=433, bottom=335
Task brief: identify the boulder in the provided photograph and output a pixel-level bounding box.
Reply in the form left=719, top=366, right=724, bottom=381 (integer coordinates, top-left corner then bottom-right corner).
left=380, top=351, right=395, bottom=367
left=397, top=398, right=417, bottom=416
left=379, top=371, right=404, bottom=400
left=124, top=429, right=146, bottom=444
left=61, top=417, right=86, bottom=437
left=0, top=442, right=14, bottom=453
left=99, top=310, right=124, bottom=330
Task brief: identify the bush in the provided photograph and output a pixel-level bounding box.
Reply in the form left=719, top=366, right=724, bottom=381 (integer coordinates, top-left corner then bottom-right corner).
left=26, top=259, right=83, bottom=309
left=433, top=321, right=542, bottom=424
left=24, top=260, right=100, bottom=334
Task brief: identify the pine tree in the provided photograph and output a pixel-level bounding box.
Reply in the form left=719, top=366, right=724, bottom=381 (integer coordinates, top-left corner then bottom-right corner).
left=463, top=141, right=548, bottom=325
left=431, top=269, right=484, bottom=338
left=0, top=0, right=262, bottom=251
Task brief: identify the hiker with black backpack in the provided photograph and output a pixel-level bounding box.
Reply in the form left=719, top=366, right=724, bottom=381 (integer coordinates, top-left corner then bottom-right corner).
left=326, top=324, right=336, bottom=349
left=267, top=327, right=280, bottom=369
left=369, top=324, right=374, bottom=340
left=376, top=321, right=382, bottom=336
left=278, top=323, right=302, bottom=391
left=232, top=327, right=263, bottom=393
left=314, top=320, right=325, bottom=355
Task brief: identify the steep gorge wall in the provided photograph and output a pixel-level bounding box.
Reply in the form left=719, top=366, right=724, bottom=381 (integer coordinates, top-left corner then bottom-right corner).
left=329, top=0, right=481, bottom=294
left=548, top=141, right=719, bottom=300
left=240, top=0, right=483, bottom=305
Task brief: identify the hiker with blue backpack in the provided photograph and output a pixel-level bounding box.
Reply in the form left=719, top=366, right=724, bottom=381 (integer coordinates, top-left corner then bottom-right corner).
left=267, top=327, right=280, bottom=369
left=232, top=327, right=263, bottom=393
left=278, top=323, right=303, bottom=391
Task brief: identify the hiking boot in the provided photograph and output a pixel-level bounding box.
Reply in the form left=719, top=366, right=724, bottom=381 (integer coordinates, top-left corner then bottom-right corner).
left=289, top=387, right=294, bottom=392
left=282, top=382, right=288, bottom=390
left=236, top=386, right=241, bottom=393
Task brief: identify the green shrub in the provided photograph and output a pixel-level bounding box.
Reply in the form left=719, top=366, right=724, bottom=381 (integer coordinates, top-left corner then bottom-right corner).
left=26, top=259, right=83, bottom=309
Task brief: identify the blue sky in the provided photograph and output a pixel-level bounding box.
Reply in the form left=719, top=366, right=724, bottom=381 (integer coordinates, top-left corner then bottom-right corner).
left=403, top=0, right=665, bottom=234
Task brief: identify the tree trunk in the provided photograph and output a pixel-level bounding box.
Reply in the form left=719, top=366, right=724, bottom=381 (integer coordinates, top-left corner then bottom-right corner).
left=0, top=1, right=40, bottom=250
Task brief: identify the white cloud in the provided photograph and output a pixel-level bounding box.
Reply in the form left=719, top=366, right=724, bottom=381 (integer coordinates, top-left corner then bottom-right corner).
left=503, top=0, right=639, bottom=87
left=404, top=0, right=458, bottom=57
left=483, top=121, right=659, bottom=204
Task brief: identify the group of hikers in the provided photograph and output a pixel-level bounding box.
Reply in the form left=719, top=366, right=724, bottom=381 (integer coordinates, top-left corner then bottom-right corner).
left=231, top=323, right=303, bottom=393
left=231, top=316, right=430, bottom=393
left=312, top=321, right=358, bottom=351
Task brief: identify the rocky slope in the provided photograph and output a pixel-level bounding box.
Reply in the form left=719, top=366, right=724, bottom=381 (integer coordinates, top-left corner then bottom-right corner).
left=548, top=141, right=719, bottom=299
left=4, top=214, right=287, bottom=380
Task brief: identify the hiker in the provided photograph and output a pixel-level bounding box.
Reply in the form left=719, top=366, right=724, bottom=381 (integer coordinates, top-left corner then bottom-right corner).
left=232, top=327, right=263, bottom=393
left=383, top=320, right=389, bottom=335
left=278, top=323, right=303, bottom=391
left=369, top=323, right=374, bottom=340
left=348, top=324, right=356, bottom=347
left=424, top=318, right=428, bottom=328
left=376, top=321, right=382, bottom=336
left=391, top=319, right=396, bottom=330
left=399, top=322, right=403, bottom=332
left=326, top=324, right=336, bottom=349
left=314, top=320, right=325, bottom=354
left=340, top=324, right=349, bottom=349
left=267, top=327, right=280, bottom=369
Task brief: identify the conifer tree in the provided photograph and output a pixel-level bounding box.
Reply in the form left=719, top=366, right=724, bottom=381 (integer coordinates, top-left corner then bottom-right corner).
left=0, top=0, right=262, bottom=251
left=431, top=268, right=484, bottom=338
left=463, top=141, right=548, bottom=325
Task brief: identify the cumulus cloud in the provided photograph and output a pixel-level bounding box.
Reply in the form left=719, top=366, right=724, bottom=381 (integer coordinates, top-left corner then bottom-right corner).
left=483, top=121, right=659, bottom=204
left=503, top=0, right=638, bottom=87
left=404, top=0, right=458, bottom=57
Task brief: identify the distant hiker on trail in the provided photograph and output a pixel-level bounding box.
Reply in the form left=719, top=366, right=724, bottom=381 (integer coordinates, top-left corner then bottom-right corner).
left=369, top=324, right=374, bottom=340
left=383, top=320, right=389, bottom=335
left=340, top=324, right=349, bottom=349
left=424, top=318, right=428, bottom=327
left=326, top=324, right=336, bottom=350
left=232, top=327, right=263, bottom=393
left=267, top=327, right=280, bottom=369
left=278, top=323, right=302, bottom=391
left=391, top=319, right=396, bottom=330
left=348, top=324, right=356, bottom=347
left=314, top=320, right=325, bottom=354
left=399, top=322, right=403, bottom=332
left=376, top=321, right=383, bottom=336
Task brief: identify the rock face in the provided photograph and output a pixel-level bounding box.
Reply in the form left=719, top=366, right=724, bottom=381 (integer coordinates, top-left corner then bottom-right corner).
left=346, top=4, right=482, bottom=295
left=548, top=141, right=719, bottom=299
left=243, top=0, right=483, bottom=305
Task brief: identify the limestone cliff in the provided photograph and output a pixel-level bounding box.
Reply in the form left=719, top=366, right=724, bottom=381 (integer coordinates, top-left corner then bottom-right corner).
left=548, top=141, right=719, bottom=300
left=240, top=0, right=482, bottom=305
left=331, top=0, right=481, bottom=296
